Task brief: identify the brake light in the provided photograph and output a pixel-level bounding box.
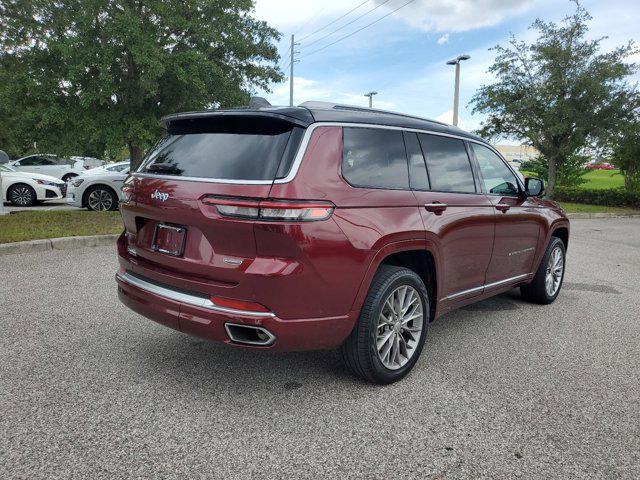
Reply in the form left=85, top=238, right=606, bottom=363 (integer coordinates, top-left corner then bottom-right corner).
left=211, top=296, right=271, bottom=313
left=209, top=197, right=260, bottom=219
left=203, top=197, right=334, bottom=222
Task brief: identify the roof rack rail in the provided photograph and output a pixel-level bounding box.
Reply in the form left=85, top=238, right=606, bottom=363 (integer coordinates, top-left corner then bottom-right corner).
left=298, top=101, right=449, bottom=127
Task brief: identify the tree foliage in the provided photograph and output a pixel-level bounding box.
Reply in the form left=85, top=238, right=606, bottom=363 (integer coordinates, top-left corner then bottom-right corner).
left=0, top=0, right=283, bottom=165
left=609, top=119, right=640, bottom=192
left=471, top=2, right=638, bottom=196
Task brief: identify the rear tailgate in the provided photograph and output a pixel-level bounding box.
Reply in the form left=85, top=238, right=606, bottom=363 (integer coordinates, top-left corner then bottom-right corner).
left=119, top=111, right=309, bottom=297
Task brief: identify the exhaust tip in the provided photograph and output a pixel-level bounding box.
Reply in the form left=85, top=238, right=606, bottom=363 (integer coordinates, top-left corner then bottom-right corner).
left=225, top=323, right=276, bottom=346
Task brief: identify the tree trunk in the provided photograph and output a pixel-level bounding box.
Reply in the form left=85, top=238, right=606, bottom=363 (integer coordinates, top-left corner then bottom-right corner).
left=128, top=142, right=144, bottom=171
left=547, top=156, right=558, bottom=198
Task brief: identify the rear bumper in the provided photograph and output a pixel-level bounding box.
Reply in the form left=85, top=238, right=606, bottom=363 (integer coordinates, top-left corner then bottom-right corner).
left=116, top=270, right=357, bottom=351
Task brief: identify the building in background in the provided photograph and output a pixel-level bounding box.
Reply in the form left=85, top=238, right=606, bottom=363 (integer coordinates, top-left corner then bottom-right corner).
left=493, top=144, right=539, bottom=168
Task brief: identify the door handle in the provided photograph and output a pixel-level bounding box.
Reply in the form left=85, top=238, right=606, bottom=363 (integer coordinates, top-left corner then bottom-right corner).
left=424, top=202, right=447, bottom=215
left=495, top=203, right=511, bottom=212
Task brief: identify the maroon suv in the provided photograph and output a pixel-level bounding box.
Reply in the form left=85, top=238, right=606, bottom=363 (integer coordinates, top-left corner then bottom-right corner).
left=116, top=102, right=569, bottom=384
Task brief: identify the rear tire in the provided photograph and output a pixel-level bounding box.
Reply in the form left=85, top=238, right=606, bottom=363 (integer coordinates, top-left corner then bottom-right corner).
left=340, top=265, right=430, bottom=384
left=8, top=183, right=37, bottom=206
left=521, top=236, right=566, bottom=304
left=62, top=174, right=78, bottom=183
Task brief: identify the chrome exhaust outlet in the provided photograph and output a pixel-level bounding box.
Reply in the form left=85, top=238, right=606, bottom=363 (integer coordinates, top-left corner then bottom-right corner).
left=224, top=323, right=276, bottom=346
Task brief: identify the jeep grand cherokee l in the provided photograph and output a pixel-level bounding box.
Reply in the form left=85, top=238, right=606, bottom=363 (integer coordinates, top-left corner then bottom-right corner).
left=116, top=102, right=569, bottom=384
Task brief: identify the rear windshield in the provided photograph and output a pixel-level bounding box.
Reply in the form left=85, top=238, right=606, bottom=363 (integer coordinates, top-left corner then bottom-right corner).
left=139, top=119, right=304, bottom=181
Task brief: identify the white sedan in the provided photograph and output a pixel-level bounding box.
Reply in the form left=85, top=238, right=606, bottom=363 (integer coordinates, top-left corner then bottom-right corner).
left=66, top=164, right=130, bottom=211
left=7, top=154, right=88, bottom=182
left=1, top=164, right=66, bottom=206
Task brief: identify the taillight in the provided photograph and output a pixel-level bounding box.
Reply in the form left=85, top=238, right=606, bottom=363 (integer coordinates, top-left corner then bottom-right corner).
left=210, top=296, right=271, bottom=313
left=122, top=177, right=134, bottom=202
left=208, top=197, right=260, bottom=219
left=203, top=197, right=334, bottom=222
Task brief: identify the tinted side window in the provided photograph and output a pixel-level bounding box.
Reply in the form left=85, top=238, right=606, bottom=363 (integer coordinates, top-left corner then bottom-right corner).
left=18, top=156, right=40, bottom=166
left=418, top=134, right=476, bottom=193
left=342, top=127, right=409, bottom=189
left=403, top=132, right=430, bottom=190
left=471, top=143, right=519, bottom=195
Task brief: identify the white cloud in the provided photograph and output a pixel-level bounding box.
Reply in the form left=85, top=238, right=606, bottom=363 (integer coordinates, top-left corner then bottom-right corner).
left=259, top=76, right=396, bottom=110
left=437, top=33, right=450, bottom=45
left=254, top=0, right=536, bottom=34
left=376, top=0, right=535, bottom=32
left=252, top=0, right=348, bottom=31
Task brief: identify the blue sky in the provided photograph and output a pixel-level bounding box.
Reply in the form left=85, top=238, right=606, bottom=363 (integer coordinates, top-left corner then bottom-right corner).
left=253, top=0, right=640, bottom=139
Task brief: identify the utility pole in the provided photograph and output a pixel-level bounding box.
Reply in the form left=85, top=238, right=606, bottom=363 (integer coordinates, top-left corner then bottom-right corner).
left=446, top=54, right=470, bottom=126
left=364, top=91, right=378, bottom=108
left=289, top=34, right=295, bottom=107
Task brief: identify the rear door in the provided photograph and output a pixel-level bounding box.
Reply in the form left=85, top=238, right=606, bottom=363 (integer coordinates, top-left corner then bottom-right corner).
left=120, top=114, right=305, bottom=293
left=407, top=132, right=495, bottom=303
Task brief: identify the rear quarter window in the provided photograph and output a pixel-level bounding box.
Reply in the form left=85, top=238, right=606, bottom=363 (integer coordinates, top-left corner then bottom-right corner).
left=342, top=127, right=409, bottom=189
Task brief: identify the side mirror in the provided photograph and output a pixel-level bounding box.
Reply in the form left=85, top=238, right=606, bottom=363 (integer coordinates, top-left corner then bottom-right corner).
left=524, top=177, right=544, bottom=197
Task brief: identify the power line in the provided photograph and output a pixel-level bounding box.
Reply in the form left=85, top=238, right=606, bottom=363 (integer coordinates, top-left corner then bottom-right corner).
left=298, top=0, right=369, bottom=42
left=294, top=7, right=326, bottom=36
left=299, top=0, right=417, bottom=59
left=300, top=0, right=392, bottom=51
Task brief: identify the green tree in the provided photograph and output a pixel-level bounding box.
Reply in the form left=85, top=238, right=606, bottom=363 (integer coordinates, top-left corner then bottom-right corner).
left=609, top=119, right=640, bottom=192
left=471, top=3, right=638, bottom=196
left=0, top=0, right=282, bottom=167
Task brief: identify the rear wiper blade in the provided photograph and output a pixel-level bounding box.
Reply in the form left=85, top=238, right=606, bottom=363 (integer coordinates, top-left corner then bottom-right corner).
left=147, top=163, right=181, bottom=174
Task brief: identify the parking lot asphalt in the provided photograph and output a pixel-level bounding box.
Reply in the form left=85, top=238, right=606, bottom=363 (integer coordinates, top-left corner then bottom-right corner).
left=1, top=218, right=639, bottom=479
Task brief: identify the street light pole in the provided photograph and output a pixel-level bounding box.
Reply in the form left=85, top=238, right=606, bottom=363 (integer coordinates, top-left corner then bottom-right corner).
left=364, top=91, right=378, bottom=108
left=446, top=54, right=470, bottom=126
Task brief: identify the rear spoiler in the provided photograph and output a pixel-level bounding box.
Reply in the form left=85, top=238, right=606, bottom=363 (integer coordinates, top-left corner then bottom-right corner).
left=161, top=109, right=315, bottom=133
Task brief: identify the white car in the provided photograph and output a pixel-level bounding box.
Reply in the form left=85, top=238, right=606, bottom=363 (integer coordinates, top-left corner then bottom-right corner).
left=8, top=154, right=87, bottom=182
left=1, top=164, right=66, bottom=206
left=82, top=160, right=130, bottom=176
left=66, top=164, right=130, bottom=211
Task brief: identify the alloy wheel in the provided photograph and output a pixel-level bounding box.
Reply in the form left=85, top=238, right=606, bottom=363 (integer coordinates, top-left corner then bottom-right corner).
left=376, top=285, right=424, bottom=370
left=10, top=186, right=34, bottom=206
left=545, top=246, right=564, bottom=297
left=88, top=189, right=113, bottom=211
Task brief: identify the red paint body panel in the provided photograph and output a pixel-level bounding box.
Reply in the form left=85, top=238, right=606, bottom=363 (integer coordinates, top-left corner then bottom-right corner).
left=117, top=121, right=569, bottom=351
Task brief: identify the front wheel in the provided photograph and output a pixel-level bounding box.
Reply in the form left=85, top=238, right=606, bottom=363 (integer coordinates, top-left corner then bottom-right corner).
left=521, top=237, right=566, bottom=304
left=340, top=265, right=430, bottom=384
left=8, top=183, right=37, bottom=206
left=85, top=185, right=118, bottom=211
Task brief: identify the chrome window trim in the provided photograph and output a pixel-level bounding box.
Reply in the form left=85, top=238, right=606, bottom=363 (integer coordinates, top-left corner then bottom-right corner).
left=442, top=273, right=531, bottom=302
left=130, top=121, right=502, bottom=186
left=116, top=271, right=275, bottom=318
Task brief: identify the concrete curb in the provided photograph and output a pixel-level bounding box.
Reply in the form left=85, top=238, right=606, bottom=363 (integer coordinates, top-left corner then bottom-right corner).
left=0, top=234, right=119, bottom=256
left=566, top=212, right=640, bottom=219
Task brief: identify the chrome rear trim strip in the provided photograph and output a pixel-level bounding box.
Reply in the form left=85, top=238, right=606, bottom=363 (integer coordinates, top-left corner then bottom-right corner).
left=116, top=271, right=275, bottom=318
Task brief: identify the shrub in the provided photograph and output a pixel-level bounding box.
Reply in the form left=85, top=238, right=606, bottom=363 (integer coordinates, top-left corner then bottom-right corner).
left=553, top=186, right=640, bottom=208
left=520, top=154, right=588, bottom=188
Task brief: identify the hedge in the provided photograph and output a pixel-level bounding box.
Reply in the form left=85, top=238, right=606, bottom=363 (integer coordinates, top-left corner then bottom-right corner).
left=553, top=187, right=640, bottom=209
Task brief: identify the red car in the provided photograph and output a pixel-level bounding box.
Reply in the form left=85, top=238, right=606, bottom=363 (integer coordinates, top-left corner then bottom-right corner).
left=116, top=102, right=569, bottom=383
left=585, top=162, right=615, bottom=170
